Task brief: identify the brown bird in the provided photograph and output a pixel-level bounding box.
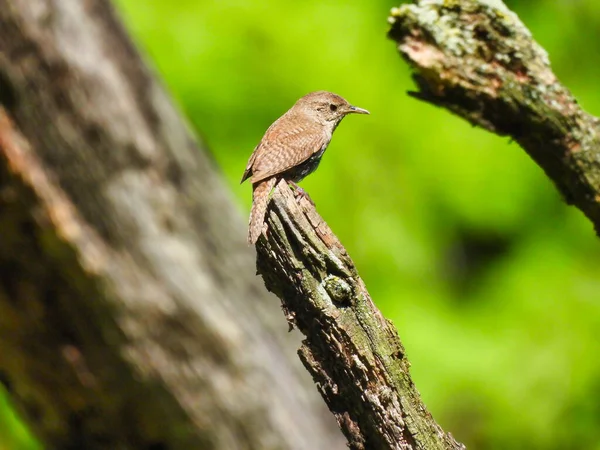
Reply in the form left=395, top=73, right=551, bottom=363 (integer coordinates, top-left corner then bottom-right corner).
left=241, top=91, right=369, bottom=244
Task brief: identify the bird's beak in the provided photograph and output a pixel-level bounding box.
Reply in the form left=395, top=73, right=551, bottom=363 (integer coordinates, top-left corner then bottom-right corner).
left=347, top=105, right=370, bottom=115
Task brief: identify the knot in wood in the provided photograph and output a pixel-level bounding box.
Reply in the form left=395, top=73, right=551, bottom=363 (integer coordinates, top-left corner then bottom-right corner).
left=323, top=275, right=352, bottom=305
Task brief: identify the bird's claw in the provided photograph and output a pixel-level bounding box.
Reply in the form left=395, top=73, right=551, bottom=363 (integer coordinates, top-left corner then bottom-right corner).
left=289, top=182, right=315, bottom=205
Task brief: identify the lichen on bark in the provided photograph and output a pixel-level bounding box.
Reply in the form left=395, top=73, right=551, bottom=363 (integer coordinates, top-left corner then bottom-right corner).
left=388, top=0, right=600, bottom=233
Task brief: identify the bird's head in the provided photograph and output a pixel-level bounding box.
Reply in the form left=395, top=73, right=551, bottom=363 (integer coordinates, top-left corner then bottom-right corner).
left=294, top=91, right=369, bottom=125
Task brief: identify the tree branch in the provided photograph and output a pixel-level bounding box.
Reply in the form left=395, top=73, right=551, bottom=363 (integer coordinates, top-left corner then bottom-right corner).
left=388, top=0, right=600, bottom=232
left=256, top=180, right=464, bottom=450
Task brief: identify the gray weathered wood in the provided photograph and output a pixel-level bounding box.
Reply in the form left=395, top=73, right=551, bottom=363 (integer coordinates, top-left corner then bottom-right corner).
left=0, top=0, right=344, bottom=448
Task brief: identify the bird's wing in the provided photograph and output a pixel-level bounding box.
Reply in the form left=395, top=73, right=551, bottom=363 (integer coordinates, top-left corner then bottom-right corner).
left=248, top=120, right=327, bottom=184
left=240, top=145, right=258, bottom=183
left=241, top=115, right=287, bottom=184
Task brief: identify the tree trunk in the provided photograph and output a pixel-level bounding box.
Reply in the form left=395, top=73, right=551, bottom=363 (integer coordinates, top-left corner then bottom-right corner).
left=0, top=1, right=344, bottom=449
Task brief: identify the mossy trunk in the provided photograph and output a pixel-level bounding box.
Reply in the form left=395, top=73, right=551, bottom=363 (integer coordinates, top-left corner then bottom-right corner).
left=255, top=181, right=465, bottom=450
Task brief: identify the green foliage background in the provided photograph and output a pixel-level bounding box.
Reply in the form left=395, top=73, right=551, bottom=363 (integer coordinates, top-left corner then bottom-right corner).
left=2, top=1, right=600, bottom=449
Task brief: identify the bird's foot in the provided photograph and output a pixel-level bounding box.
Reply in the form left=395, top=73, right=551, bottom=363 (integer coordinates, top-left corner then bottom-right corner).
left=289, top=182, right=314, bottom=205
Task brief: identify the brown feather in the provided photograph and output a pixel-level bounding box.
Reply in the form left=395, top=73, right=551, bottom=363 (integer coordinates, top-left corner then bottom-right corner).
left=241, top=91, right=369, bottom=245
left=248, top=177, right=277, bottom=244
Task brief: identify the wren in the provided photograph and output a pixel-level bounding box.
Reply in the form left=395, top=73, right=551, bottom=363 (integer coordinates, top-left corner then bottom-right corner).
left=241, top=91, right=369, bottom=244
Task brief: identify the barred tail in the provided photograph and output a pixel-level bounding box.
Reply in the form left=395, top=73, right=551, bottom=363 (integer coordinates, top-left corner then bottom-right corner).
left=248, top=177, right=277, bottom=244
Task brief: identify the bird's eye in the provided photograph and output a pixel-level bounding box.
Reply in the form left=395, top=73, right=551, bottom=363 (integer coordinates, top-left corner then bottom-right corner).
left=329, top=104, right=338, bottom=112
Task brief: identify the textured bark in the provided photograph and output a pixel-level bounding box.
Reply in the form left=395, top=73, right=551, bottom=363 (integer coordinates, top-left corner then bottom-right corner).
left=256, top=180, right=465, bottom=450
left=0, top=1, right=345, bottom=449
left=388, top=0, right=600, bottom=233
